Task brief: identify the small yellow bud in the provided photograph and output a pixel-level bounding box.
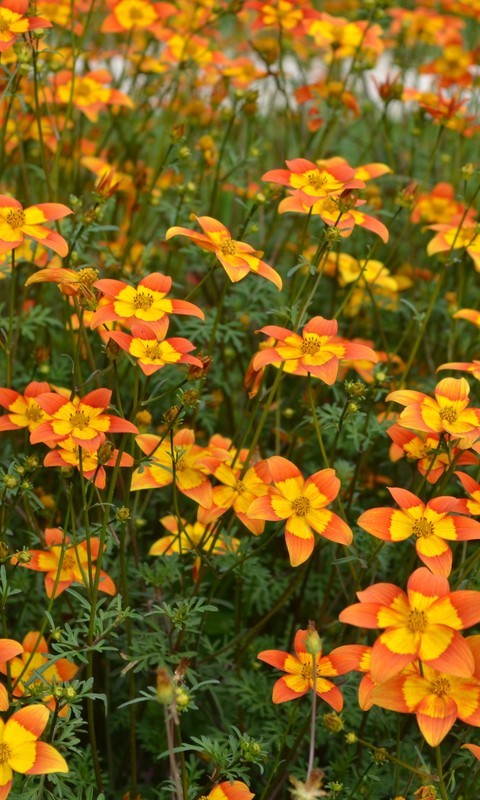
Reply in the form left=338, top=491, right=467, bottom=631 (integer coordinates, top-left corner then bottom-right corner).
left=156, top=668, right=174, bottom=704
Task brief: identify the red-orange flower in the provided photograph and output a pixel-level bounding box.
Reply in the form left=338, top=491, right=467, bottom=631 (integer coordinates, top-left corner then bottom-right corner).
left=200, top=460, right=271, bottom=534
left=107, top=323, right=203, bottom=376
left=200, top=780, right=254, bottom=800
left=43, top=438, right=134, bottom=489
left=90, top=272, right=204, bottom=334
left=0, top=196, right=72, bottom=257
left=253, top=316, right=377, bottom=384
left=30, top=388, right=138, bottom=452
left=102, top=0, right=175, bottom=35
left=358, top=487, right=480, bottom=576
left=0, top=0, right=51, bottom=52
left=0, top=704, right=68, bottom=799
left=52, top=69, right=134, bottom=123
left=0, top=381, right=51, bottom=434
left=387, top=424, right=477, bottom=484
left=262, top=157, right=364, bottom=206
left=339, top=567, right=480, bottom=682
left=247, top=456, right=352, bottom=566
left=16, top=527, right=116, bottom=598
left=258, top=628, right=357, bottom=707
left=370, top=657, right=480, bottom=746
left=387, top=377, right=480, bottom=440
left=166, top=215, right=282, bottom=289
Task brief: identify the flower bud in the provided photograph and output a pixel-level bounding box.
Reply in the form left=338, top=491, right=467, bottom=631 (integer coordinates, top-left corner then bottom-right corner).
left=305, top=621, right=322, bottom=656
left=156, top=667, right=174, bottom=704
left=323, top=712, right=344, bottom=733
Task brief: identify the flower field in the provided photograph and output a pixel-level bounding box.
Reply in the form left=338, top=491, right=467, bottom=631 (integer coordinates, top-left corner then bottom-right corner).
left=0, top=0, right=480, bottom=798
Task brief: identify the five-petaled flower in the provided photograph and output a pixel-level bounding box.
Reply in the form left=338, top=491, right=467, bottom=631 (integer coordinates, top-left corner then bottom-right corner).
left=14, top=528, right=116, bottom=598
left=0, top=0, right=51, bottom=51
left=30, top=388, right=138, bottom=453
left=166, top=214, right=282, bottom=289
left=358, top=487, right=480, bottom=576
left=0, top=704, right=68, bottom=799
left=197, top=780, right=254, bottom=800
left=339, top=567, right=480, bottom=683
left=107, top=322, right=203, bottom=375
left=253, top=316, right=377, bottom=384
left=387, top=377, right=480, bottom=440
left=0, top=382, right=53, bottom=434
left=0, top=196, right=72, bottom=257
left=90, top=272, right=204, bottom=334
left=262, top=157, right=365, bottom=206
left=247, top=456, right=352, bottom=566
left=257, top=628, right=359, bottom=707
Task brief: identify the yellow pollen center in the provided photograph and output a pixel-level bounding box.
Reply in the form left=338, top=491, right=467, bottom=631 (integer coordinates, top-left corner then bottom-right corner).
left=133, top=291, right=154, bottom=310
left=292, top=496, right=310, bottom=516
left=301, top=334, right=322, bottom=355
left=144, top=343, right=163, bottom=359
left=306, top=170, right=328, bottom=191
left=78, top=268, right=99, bottom=287
left=5, top=209, right=25, bottom=229
left=219, top=238, right=237, bottom=256
left=0, top=13, right=11, bottom=33
left=412, top=517, right=434, bottom=538
left=129, top=6, right=144, bottom=20
left=439, top=406, right=458, bottom=424
left=0, top=742, right=11, bottom=764
left=431, top=677, right=451, bottom=696
left=62, top=552, right=77, bottom=569
left=408, top=608, right=427, bottom=632
left=234, top=480, right=246, bottom=494
left=75, top=82, right=92, bottom=99
left=69, top=412, right=90, bottom=430
left=25, top=405, right=43, bottom=422
left=175, top=457, right=186, bottom=472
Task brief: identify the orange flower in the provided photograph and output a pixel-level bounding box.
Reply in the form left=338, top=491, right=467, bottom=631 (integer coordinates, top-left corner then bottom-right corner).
left=102, top=0, right=175, bottom=34
left=200, top=461, right=271, bottom=534
left=25, top=266, right=99, bottom=298
left=52, top=69, right=134, bottom=122
left=0, top=0, right=51, bottom=52
left=258, top=628, right=357, bottom=707
left=262, top=157, right=365, bottom=207
left=0, top=381, right=51, bottom=434
left=455, top=471, right=480, bottom=516
left=166, top=215, right=282, bottom=289
left=90, top=272, right=204, bottom=334
left=15, top=527, right=116, bottom=598
left=411, top=182, right=474, bottom=225
left=453, top=308, right=480, bottom=328
left=387, top=424, right=477, bottom=484
left=0, top=631, right=77, bottom=713
left=428, top=220, right=480, bottom=271
left=107, top=323, right=203, bottom=376
left=0, top=196, right=72, bottom=257
left=278, top=193, right=389, bottom=242
left=131, top=428, right=223, bottom=507
left=30, top=388, right=138, bottom=452
left=370, top=657, right=480, bottom=746
left=0, top=704, right=68, bottom=799
left=387, top=377, right=480, bottom=440
left=358, top=487, right=480, bottom=576
left=339, top=567, right=480, bottom=682
left=200, top=780, right=254, bottom=800
left=247, top=456, right=352, bottom=566
left=437, top=359, right=480, bottom=380
left=0, top=640, right=24, bottom=711
left=253, top=316, right=377, bottom=384
left=43, top=438, right=134, bottom=489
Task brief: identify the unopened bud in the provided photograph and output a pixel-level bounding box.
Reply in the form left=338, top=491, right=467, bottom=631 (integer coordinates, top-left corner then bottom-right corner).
left=305, top=621, right=322, bottom=656
left=156, top=667, right=174, bottom=704
left=116, top=506, right=131, bottom=522
left=323, top=712, right=344, bottom=732
left=97, top=441, right=115, bottom=464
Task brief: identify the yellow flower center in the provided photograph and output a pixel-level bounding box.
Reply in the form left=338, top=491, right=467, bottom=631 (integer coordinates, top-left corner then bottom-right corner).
left=78, top=267, right=99, bottom=287
left=301, top=334, right=322, bottom=355
left=69, top=411, right=90, bottom=430
left=412, top=517, right=434, bottom=538
left=62, top=552, right=77, bottom=569
left=175, top=457, right=186, bottom=472
left=25, top=404, right=43, bottom=422
left=0, top=742, right=12, bottom=764
left=129, top=6, right=145, bottom=20
left=234, top=480, right=246, bottom=494
left=408, top=608, right=427, bottom=632
left=144, top=343, right=163, bottom=359
left=0, top=12, right=12, bottom=33
left=439, top=406, right=458, bottom=424
left=306, top=170, right=328, bottom=190
left=5, top=209, right=26, bottom=229
left=292, top=496, right=310, bottom=516
left=431, top=676, right=450, bottom=696
left=219, top=238, right=237, bottom=256
left=133, top=290, right=154, bottom=310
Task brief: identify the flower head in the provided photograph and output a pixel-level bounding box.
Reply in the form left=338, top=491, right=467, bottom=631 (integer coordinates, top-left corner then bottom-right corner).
left=0, top=196, right=72, bottom=257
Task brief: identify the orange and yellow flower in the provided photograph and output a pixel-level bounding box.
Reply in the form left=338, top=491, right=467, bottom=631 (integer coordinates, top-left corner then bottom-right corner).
left=253, top=316, right=377, bottom=384
left=90, top=272, right=204, bottom=334
left=0, top=0, right=51, bottom=52
left=107, top=323, right=203, bottom=376
left=30, top=388, right=138, bottom=453
left=199, top=780, right=254, bottom=800
left=339, top=567, right=480, bottom=682
left=387, top=377, right=480, bottom=440
left=102, top=0, right=175, bottom=35
left=247, top=456, right=352, bottom=566
left=257, top=628, right=357, bottom=707
left=52, top=69, right=134, bottom=123
left=0, top=704, right=68, bottom=799
left=358, top=487, right=480, bottom=576
left=15, top=528, right=116, bottom=598
left=200, top=461, right=271, bottom=535
left=387, top=424, right=477, bottom=484
left=166, top=215, right=282, bottom=289
left=0, top=196, right=71, bottom=257
left=428, top=220, right=480, bottom=271
left=0, top=382, right=52, bottom=434
left=262, top=157, right=365, bottom=207
left=43, top=438, right=134, bottom=489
